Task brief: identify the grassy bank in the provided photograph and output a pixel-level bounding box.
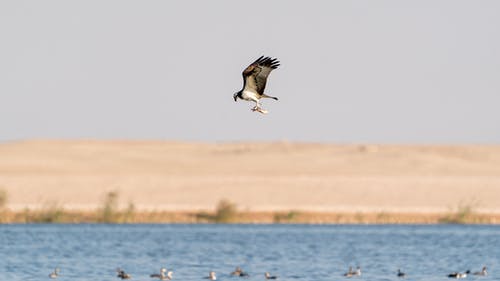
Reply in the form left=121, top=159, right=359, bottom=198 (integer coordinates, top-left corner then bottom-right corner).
left=1, top=192, right=498, bottom=224
left=1, top=209, right=499, bottom=224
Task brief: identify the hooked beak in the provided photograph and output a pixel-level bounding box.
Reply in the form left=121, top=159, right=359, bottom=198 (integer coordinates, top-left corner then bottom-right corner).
left=233, top=93, right=238, bottom=102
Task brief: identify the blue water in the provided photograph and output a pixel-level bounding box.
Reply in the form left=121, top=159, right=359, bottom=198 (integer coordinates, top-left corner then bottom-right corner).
left=1, top=224, right=499, bottom=281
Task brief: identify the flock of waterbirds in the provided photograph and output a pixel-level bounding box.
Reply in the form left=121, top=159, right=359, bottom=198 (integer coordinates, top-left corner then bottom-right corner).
left=447, top=267, right=488, bottom=279
left=47, top=266, right=273, bottom=280
left=47, top=265, right=488, bottom=280
left=340, top=266, right=488, bottom=279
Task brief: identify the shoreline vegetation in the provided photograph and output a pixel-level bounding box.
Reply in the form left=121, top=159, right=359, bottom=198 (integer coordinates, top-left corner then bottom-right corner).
left=2, top=141, right=500, bottom=224
left=1, top=197, right=499, bottom=224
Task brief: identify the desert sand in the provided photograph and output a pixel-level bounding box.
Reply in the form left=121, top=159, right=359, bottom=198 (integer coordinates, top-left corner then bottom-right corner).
left=1, top=140, right=500, bottom=214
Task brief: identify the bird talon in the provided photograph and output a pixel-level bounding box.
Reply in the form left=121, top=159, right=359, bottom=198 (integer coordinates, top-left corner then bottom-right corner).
left=256, top=108, right=268, bottom=114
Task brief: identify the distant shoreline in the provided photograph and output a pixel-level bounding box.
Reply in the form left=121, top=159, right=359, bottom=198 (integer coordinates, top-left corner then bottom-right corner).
left=2, top=140, right=500, bottom=223
left=2, top=208, right=499, bottom=224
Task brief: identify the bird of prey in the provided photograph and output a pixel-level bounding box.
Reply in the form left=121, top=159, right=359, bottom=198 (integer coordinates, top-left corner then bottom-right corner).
left=233, top=56, right=280, bottom=114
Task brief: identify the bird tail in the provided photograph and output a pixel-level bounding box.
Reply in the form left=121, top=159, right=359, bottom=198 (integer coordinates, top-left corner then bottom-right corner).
left=262, top=94, right=278, bottom=100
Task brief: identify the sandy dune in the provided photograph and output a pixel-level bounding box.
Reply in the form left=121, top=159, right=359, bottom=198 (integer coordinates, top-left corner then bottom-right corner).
left=1, top=140, right=499, bottom=213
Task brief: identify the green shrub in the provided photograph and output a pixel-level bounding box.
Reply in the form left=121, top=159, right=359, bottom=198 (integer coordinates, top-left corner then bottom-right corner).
left=0, top=189, right=7, bottom=209
left=100, top=191, right=119, bottom=223
left=194, top=211, right=213, bottom=222
left=213, top=199, right=238, bottom=223
left=273, top=211, right=299, bottom=223
left=440, top=200, right=480, bottom=224
left=33, top=202, right=66, bottom=223
left=122, top=201, right=136, bottom=223
left=355, top=212, right=365, bottom=223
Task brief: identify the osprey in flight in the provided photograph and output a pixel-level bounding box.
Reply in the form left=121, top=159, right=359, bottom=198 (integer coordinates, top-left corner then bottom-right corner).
left=233, top=56, right=280, bottom=114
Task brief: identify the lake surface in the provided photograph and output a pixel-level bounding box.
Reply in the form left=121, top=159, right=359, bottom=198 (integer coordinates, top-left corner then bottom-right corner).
left=1, top=224, right=499, bottom=281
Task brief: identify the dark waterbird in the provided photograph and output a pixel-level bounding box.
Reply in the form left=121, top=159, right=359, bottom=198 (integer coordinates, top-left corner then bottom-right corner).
left=116, top=268, right=132, bottom=279
left=448, top=270, right=470, bottom=278
left=231, top=267, right=249, bottom=277
left=265, top=272, right=278, bottom=279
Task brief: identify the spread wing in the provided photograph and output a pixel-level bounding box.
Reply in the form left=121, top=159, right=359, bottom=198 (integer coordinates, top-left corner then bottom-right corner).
left=242, top=56, right=280, bottom=94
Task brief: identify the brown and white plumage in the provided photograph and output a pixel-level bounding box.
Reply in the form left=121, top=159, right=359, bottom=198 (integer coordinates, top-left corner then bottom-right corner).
left=116, top=268, right=132, bottom=279
left=150, top=268, right=172, bottom=280
left=473, top=266, right=487, bottom=276
left=265, top=272, right=278, bottom=279
left=234, top=56, right=280, bottom=114
left=49, top=268, right=60, bottom=279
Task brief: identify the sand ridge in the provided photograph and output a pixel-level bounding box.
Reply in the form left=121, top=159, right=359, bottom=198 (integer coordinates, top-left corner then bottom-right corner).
left=1, top=140, right=500, bottom=213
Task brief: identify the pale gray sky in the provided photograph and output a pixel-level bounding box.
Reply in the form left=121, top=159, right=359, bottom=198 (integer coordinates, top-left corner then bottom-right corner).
left=1, top=1, right=499, bottom=143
